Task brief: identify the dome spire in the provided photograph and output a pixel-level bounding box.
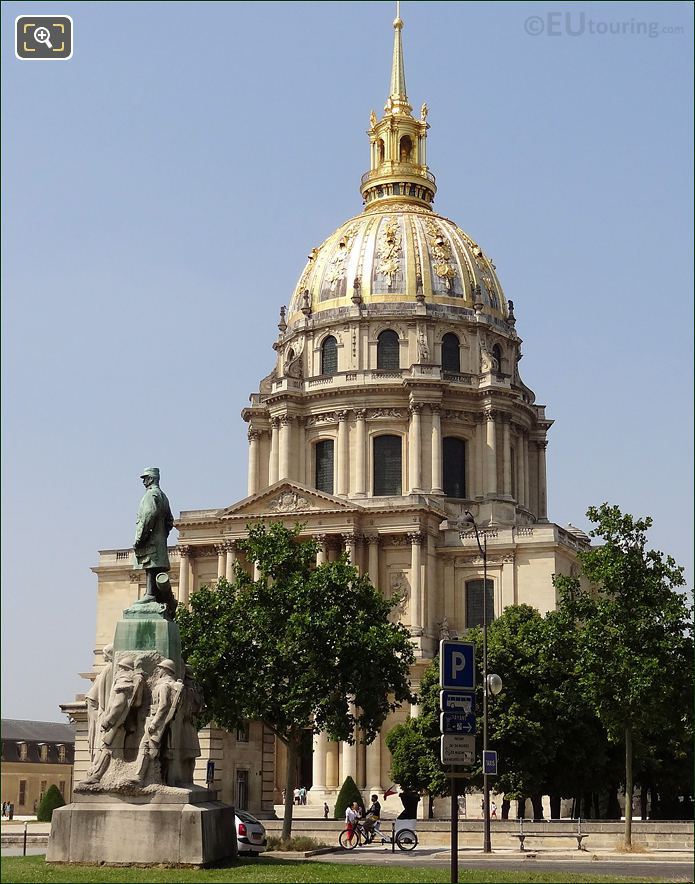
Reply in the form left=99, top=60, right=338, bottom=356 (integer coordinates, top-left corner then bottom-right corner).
left=388, top=1, right=408, bottom=111
left=360, top=3, right=436, bottom=209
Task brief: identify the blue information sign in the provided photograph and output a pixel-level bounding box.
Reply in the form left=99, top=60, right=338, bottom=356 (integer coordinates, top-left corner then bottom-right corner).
left=439, top=640, right=476, bottom=690
left=440, top=711, right=476, bottom=735
left=440, top=689, right=475, bottom=714
left=483, top=750, right=498, bottom=775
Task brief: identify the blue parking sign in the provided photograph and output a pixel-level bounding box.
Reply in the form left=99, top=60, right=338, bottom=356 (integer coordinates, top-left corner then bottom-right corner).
left=439, top=640, right=475, bottom=690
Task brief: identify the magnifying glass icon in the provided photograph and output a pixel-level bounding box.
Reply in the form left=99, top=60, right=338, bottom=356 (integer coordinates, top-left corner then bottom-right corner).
left=34, top=26, right=53, bottom=49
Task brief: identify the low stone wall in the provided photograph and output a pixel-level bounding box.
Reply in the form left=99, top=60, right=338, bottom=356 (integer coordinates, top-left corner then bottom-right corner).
left=262, top=819, right=694, bottom=851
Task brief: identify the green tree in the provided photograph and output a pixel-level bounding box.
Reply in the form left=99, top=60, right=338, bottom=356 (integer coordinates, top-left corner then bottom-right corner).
left=36, top=785, right=65, bottom=822
left=554, top=504, right=693, bottom=845
left=385, top=658, right=448, bottom=817
left=177, top=522, right=415, bottom=839
left=334, top=776, right=365, bottom=821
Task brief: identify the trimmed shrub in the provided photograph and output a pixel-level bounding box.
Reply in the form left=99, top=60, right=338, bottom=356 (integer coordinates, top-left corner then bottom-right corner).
left=334, top=775, right=365, bottom=820
left=37, top=785, right=65, bottom=822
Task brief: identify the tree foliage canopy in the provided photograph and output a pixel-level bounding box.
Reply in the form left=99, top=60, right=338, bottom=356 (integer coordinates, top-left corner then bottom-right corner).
left=177, top=521, right=416, bottom=836
left=37, top=785, right=65, bottom=822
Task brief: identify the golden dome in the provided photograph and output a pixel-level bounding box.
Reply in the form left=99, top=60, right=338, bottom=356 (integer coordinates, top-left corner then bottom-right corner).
left=287, top=10, right=508, bottom=328
left=288, top=203, right=507, bottom=325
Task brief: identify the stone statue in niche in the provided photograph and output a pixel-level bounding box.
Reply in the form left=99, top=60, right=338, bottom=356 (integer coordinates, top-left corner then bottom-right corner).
left=479, top=338, right=499, bottom=374
left=387, top=571, right=410, bottom=622
left=85, top=644, right=114, bottom=762
left=417, top=332, right=430, bottom=362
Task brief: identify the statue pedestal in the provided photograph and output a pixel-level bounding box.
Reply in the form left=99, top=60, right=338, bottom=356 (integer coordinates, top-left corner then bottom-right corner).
left=47, top=788, right=236, bottom=867
left=113, top=607, right=182, bottom=676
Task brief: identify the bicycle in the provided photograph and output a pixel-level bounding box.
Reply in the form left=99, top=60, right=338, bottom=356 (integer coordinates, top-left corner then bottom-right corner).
left=339, top=821, right=418, bottom=851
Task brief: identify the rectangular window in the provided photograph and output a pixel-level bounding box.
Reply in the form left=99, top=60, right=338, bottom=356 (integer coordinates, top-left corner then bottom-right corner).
left=40, top=780, right=47, bottom=799
left=39, top=744, right=48, bottom=762
left=236, top=769, right=249, bottom=811
left=18, top=781, right=26, bottom=806
left=315, top=440, right=334, bottom=495
left=373, top=435, right=402, bottom=496
left=58, top=745, right=66, bottom=763
left=465, top=579, right=494, bottom=628
left=18, top=742, right=27, bottom=761
left=236, top=721, right=250, bottom=743
left=59, top=781, right=66, bottom=798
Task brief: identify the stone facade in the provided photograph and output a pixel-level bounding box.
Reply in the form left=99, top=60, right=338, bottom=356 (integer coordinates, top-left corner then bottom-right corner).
left=66, top=11, right=591, bottom=816
left=1, top=720, right=75, bottom=814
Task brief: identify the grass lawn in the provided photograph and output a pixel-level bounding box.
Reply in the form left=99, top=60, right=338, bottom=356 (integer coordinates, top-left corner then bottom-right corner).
left=0, top=856, right=670, bottom=884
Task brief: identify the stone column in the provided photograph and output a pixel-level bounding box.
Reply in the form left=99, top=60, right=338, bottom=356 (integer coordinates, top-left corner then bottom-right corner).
left=515, top=436, right=524, bottom=505
left=325, top=741, right=339, bottom=789
left=216, top=544, right=226, bottom=579
left=354, top=409, right=367, bottom=497
left=476, top=414, right=485, bottom=498
left=344, top=533, right=358, bottom=571
left=427, top=533, right=436, bottom=632
left=485, top=408, right=497, bottom=496
left=430, top=404, right=443, bottom=494
left=502, top=416, right=512, bottom=498
left=336, top=411, right=349, bottom=497
left=537, top=440, right=548, bottom=520
left=178, top=546, right=190, bottom=606
left=408, top=532, right=423, bottom=634
left=225, top=541, right=236, bottom=581
left=342, top=705, right=357, bottom=782
left=315, top=534, right=327, bottom=566
left=247, top=430, right=261, bottom=496
left=279, top=415, right=292, bottom=481
left=408, top=403, right=423, bottom=493
left=367, top=535, right=380, bottom=588
left=297, top=417, right=306, bottom=485
left=523, top=434, right=530, bottom=510
left=253, top=561, right=261, bottom=582
left=311, top=731, right=328, bottom=792
left=366, top=736, right=381, bottom=794
left=269, top=418, right=280, bottom=485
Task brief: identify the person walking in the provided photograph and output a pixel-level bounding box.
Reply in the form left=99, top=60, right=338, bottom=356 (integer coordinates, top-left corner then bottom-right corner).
left=323, top=801, right=330, bottom=820
left=491, top=801, right=497, bottom=819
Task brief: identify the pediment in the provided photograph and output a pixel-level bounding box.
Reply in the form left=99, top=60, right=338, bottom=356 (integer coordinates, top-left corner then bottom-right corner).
left=219, top=482, right=361, bottom=518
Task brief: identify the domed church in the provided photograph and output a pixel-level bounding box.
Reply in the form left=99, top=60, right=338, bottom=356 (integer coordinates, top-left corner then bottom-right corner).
left=69, top=10, right=589, bottom=816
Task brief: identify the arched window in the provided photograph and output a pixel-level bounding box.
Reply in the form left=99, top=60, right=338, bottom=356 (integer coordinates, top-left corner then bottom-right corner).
left=441, top=333, right=460, bottom=374
left=399, top=135, right=413, bottom=162
left=465, top=579, right=494, bottom=628
left=373, top=435, right=402, bottom=496
left=442, top=437, right=466, bottom=498
left=378, top=139, right=385, bottom=163
left=492, top=344, right=503, bottom=373
left=377, top=330, right=400, bottom=370
left=321, top=336, right=338, bottom=376
left=315, top=440, right=334, bottom=494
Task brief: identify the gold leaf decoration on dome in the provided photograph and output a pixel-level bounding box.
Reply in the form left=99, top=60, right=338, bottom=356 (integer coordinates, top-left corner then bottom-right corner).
left=325, top=225, right=357, bottom=291
left=425, top=220, right=456, bottom=290
left=376, top=217, right=402, bottom=286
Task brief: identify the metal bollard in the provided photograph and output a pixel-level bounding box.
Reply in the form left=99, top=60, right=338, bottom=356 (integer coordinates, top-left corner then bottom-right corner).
left=23, top=821, right=28, bottom=856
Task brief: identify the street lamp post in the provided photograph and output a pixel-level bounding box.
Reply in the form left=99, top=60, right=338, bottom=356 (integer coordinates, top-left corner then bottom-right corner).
left=461, top=510, right=491, bottom=853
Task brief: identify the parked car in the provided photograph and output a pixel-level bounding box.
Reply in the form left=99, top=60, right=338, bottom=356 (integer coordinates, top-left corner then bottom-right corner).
left=235, top=810, right=267, bottom=856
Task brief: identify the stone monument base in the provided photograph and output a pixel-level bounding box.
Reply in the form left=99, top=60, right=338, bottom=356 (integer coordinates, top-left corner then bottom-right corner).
left=46, top=788, right=236, bottom=867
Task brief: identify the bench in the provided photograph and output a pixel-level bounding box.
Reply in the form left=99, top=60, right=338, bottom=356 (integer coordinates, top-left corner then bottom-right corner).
left=516, top=821, right=589, bottom=851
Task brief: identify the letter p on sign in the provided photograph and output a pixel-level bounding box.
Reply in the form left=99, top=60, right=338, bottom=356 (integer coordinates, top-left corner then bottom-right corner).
left=439, top=640, right=476, bottom=690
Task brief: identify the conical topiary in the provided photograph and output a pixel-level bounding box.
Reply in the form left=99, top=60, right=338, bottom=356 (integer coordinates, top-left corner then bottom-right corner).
left=334, top=775, right=365, bottom=820
left=37, top=784, right=65, bottom=822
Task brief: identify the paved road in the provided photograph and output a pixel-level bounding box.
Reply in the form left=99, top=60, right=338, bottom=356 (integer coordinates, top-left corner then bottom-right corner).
left=317, top=847, right=694, bottom=881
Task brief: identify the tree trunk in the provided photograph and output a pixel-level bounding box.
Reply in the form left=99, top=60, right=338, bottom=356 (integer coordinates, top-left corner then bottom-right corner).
left=501, top=798, right=510, bottom=820
left=624, top=723, right=633, bottom=846
left=428, top=793, right=434, bottom=819
left=282, top=736, right=299, bottom=841
left=549, top=794, right=561, bottom=819
left=516, top=798, right=526, bottom=819
left=531, top=793, right=544, bottom=821
left=582, top=791, right=593, bottom=819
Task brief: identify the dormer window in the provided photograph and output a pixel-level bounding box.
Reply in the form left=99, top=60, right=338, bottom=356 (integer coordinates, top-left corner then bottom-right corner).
left=39, top=743, right=49, bottom=762
left=18, top=742, right=28, bottom=761
left=57, top=744, right=66, bottom=763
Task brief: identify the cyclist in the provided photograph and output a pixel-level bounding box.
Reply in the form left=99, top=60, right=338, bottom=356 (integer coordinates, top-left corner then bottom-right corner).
left=362, top=794, right=382, bottom=842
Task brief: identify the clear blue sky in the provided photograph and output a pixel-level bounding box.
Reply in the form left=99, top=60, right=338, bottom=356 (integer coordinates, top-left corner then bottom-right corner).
left=2, top=1, right=692, bottom=721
